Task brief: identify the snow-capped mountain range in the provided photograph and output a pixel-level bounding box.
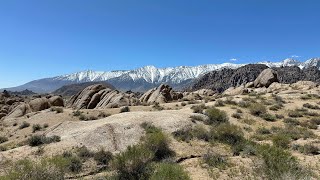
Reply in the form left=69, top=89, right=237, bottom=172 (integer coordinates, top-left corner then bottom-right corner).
left=2, top=58, right=320, bottom=93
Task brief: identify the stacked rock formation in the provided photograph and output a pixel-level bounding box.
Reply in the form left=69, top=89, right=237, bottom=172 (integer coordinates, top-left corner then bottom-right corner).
left=139, top=84, right=183, bottom=104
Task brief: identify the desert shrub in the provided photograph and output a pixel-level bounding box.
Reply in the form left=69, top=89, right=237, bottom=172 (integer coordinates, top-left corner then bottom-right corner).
left=205, top=107, right=228, bottom=125
left=203, top=152, right=228, bottom=169
left=192, top=125, right=210, bottom=141
left=256, top=127, right=271, bottom=135
left=299, top=121, right=318, bottom=129
left=68, top=156, right=82, bottom=173
left=215, top=99, right=225, bottom=107
left=73, top=110, right=82, bottom=116
left=112, top=145, right=154, bottom=180
left=272, top=134, right=291, bottom=149
left=275, top=114, right=284, bottom=119
left=191, top=104, right=206, bottom=114
left=232, top=113, right=242, bottom=119
left=19, top=121, right=30, bottom=129
left=231, top=139, right=257, bottom=156
left=257, top=144, right=308, bottom=179
left=249, top=103, right=267, bottom=116
left=298, top=144, right=320, bottom=155
left=260, top=113, right=276, bottom=122
left=50, top=107, right=64, bottom=113
left=32, top=124, right=42, bottom=133
left=120, top=106, right=130, bottom=113
left=28, top=135, right=61, bottom=147
left=181, top=102, right=187, bottom=106
left=283, top=118, right=300, bottom=125
left=210, top=123, right=244, bottom=145
left=140, top=122, right=161, bottom=134
left=279, top=125, right=315, bottom=140
left=94, top=149, right=113, bottom=165
left=62, top=151, right=73, bottom=158
left=224, top=97, right=237, bottom=105
left=304, top=111, right=319, bottom=117
left=303, top=103, right=320, bottom=110
left=288, top=111, right=303, bottom=118
left=238, top=100, right=251, bottom=108
left=1, top=159, right=65, bottom=180
left=0, top=136, right=8, bottom=144
left=78, top=114, right=87, bottom=121
left=300, top=94, right=319, bottom=100
left=144, top=131, right=175, bottom=161
left=150, top=163, right=190, bottom=180
left=272, top=94, right=286, bottom=104
left=173, top=126, right=209, bottom=142
left=269, top=104, right=283, bottom=111
left=241, top=118, right=255, bottom=125
left=77, top=146, right=93, bottom=159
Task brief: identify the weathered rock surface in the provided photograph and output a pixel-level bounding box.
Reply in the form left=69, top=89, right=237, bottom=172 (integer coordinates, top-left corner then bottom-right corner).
left=29, top=98, right=50, bottom=112
left=140, top=84, right=183, bottom=104
left=223, top=86, right=249, bottom=96
left=49, top=96, right=64, bottom=107
left=7, top=103, right=32, bottom=118
left=46, top=110, right=195, bottom=152
left=254, top=69, right=279, bottom=88
left=69, top=84, right=139, bottom=109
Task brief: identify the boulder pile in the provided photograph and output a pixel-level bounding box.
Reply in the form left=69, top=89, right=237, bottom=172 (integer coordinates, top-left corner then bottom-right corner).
left=139, top=84, right=183, bottom=104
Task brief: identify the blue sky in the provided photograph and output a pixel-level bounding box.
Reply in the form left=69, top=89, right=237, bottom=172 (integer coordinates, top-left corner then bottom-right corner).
left=0, top=0, right=319, bottom=88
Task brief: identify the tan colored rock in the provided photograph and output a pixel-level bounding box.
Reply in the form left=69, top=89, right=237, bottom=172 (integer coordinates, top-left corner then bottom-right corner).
left=194, top=89, right=215, bottom=96
left=140, top=84, right=183, bottom=104
left=245, top=82, right=254, bottom=88
left=7, top=103, right=32, bottom=118
left=29, top=98, right=50, bottom=112
left=49, top=96, right=64, bottom=107
left=223, top=86, right=248, bottom=96
left=69, top=84, right=138, bottom=109
left=290, top=81, right=318, bottom=90
left=254, top=69, right=278, bottom=88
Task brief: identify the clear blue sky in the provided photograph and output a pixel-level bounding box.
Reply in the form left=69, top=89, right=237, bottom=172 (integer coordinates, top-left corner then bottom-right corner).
left=0, top=0, right=319, bottom=88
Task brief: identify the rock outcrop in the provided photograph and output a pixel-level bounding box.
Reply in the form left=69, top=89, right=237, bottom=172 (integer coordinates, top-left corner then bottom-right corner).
left=253, top=69, right=279, bottom=88
left=68, top=84, right=139, bottom=109
left=29, top=98, right=50, bottom=112
left=49, top=96, right=64, bottom=107
left=7, top=103, right=32, bottom=118
left=139, top=84, right=183, bottom=104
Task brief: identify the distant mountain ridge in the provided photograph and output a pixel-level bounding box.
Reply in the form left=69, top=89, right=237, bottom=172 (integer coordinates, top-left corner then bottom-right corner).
left=2, top=58, right=320, bottom=93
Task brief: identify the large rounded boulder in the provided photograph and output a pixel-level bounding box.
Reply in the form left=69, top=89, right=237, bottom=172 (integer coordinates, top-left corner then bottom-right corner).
left=49, top=96, right=64, bottom=107
left=254, top=69, right=279, bottom=88
left=29, top=98, right=50, bottom=112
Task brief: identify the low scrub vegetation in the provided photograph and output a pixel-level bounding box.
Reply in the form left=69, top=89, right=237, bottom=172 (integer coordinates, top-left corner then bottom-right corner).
left=0, top=136, right=8, bottom=144
left=120, top=106, right=130, bottom=113
left=249, top=103, right=267, bottom=116
left=203, top=151, right=228, bottom=169
left=28, top=135, right=61, bottom=147
left=205, top=107, right=229, bottom=125
left=19, top=121, right=30, bottom=129
left=50, top=106, right=64, bottom=113
left=150, top=163, right=190, bottom=180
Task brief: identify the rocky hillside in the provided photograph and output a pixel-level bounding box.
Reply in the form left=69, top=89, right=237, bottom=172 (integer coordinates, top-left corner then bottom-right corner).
left=53, top=81, right=115, bottom=97
left=191, top=64, right=320, bottom=92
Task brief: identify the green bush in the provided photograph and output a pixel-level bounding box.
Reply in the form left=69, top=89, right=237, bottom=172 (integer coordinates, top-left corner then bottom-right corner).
left=73, top=110, right=82, bottom=116
left=68, top=156, right=82, bottom=173
left=210, top=123, right=244, bottom=146
left=112, top=145, right=154, bottom=180
left=94, top=149, right=113, bottom=166
left=150, top=163, right=190, bottom=180
left=215, top=99, right=225, bottom=107
left=203, top=152, right=228, bottom=169
left=189, top=115, right=204, bottom=122
left=272, top=134, right=291, bottom=149
left=0, top=136, right=8, bottom=144
left=205, top=107, right=229, bottom=125
left=303, top=103, right=320, bottom=110
left=249, top=103, right=267, bottom=116
left=120, top=106, right=130, bottom=113
left=269, top=104, right=283, bottom=111
left=283, top=118, right=300, bottom=125
left=1, top=159, right=65, bottom=180
left=32, top=124, right=42, bottom=133
left=257, top=144, right=308, bottom=179
left=298, top=144, right=320, bottom=155
left=77, top=146, right=93, bottom=159
left=19, top=121, right=30, bottom=129
left=141, top=122, right=161, bottom=134
left=260, top=113, right=276, bottom=122
left=28, top=135, right=61, bottom=147
left=288, top=111, right=303, bottom=118
left=144, top=130, right=175, bottom=161
left=191, top=104, right=206, bottom=114
left=238, top=100, right=251, bottom=108
left=256, top=127, right=271, bottom=135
